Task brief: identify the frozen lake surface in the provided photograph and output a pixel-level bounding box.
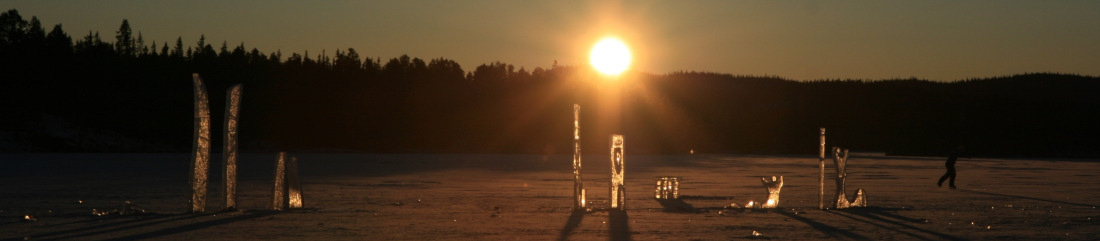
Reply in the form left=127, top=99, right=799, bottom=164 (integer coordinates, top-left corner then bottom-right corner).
left=1, top=153, right=1098, bottom=240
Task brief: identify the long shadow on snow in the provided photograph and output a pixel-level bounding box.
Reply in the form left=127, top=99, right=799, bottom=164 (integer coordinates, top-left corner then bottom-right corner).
left=608, top=209, right=632, bottom=241
left=826, top=207, right=964, bottom=241
left=557, top=210, right=585, bottom=241
left=101, top=210, right=276, bottom=241
left=774, top=210, right=868, bottom=240
left=958, top=189, right=1097, bottom=208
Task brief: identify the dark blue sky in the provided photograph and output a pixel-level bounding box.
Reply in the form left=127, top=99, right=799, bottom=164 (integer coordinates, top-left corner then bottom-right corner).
left=8, top=0, right=1099, bottom=81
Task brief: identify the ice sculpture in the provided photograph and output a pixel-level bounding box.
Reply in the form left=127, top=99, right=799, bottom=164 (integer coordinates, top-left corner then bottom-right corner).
left=609, top=134, right=625, bottom=209
left=223, top=84, right=242, bottom=211
left=818, top=128, right=826, bottom=210
left=729, top=176, right=784, bottom=209
left=190, top=73, right=211, bottom=213
left=273, top=152, right=303, bottom=210
left=287, top=155, right=303, bottom=208
left=760, top=176, right=783, bottom=208
left=572, top=104, right=586, bottom=209
left=654, top=176, right=680, bottom=199
left=272, top=152, right=287, bottom=210
left=832, top=147, right=867, bottom=209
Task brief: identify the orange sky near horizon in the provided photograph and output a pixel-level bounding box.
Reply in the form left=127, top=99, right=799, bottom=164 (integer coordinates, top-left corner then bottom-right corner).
left=6, top=0, right=1099, bottom=81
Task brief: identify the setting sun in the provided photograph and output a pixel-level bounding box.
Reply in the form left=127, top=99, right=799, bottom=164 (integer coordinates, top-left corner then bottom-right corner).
left=589, top=37, right=632, bottom=76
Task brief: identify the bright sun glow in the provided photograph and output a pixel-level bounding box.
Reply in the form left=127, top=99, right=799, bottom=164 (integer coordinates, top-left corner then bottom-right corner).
left=589, top=38, right=632, bottom=76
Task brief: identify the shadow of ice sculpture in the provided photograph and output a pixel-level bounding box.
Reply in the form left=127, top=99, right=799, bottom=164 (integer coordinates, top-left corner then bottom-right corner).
left=832, top=147, right=867, bottom=209
left=573, top=104, right=586, bottom=210
left=272, top=152, right=304, bottom=210
left=654, top=176, right=680, bottom=199
left=729, top=176, right=784, bottom=209
left=609, top=134, right=625, bottom=210
left=190, top=73, right=211, bottom=213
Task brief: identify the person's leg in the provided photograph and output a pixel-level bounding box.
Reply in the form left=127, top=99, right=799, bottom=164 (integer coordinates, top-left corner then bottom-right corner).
left=948, top=169, right=957, bottom=188
left=937, top=171, right=949, bottom=187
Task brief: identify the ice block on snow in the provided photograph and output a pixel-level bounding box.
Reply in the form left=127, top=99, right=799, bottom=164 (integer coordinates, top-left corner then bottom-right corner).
left=654, top=176, right=681, bottom=199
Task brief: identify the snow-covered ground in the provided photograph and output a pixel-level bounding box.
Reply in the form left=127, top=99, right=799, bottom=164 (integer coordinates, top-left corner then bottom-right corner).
left=1, top=153, right=1098, bottom=240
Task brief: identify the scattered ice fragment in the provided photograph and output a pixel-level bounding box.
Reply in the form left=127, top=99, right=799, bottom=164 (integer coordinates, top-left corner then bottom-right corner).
left=752, top=230, right=762, bottom=237
left=23, top=215, right=36, bottom=222
left=986, top=225, right=991, bottom=230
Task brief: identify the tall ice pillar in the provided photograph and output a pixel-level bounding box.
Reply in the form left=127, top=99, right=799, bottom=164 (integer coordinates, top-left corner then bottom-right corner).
left=190, top=73, right=211, bottom=213
left=573, top=104, right=586, bottom=209
left=819, top=128, right=825, bottom=210
left=609, top=134, right=625, bottom=209
left=223, top=84, right=242, bottom=211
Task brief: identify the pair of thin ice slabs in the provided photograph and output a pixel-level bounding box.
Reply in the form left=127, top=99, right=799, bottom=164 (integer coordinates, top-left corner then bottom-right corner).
left=572, top=105, right=626, bottom=210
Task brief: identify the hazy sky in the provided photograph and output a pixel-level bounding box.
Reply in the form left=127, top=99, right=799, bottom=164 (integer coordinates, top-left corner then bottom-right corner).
left=7, top=0, right=1099, bottom=81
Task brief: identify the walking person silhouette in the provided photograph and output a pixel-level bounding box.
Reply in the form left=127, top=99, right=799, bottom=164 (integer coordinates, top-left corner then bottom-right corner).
left=938, top=146, right=967, bottom=189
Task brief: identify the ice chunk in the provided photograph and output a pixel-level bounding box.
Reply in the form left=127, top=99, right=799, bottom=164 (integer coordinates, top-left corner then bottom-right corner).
left=272, top=152, right=303, bottom=210
left=833, top=147, right=868, bottom=209
left=609, top=134, right=625, bottom=209
left=190, top=73, right=211, bottom=213
left=572, top=104, right=585, bottom=209
left=654, top=176, right=681, bottom=199
left=761, top=176, right=783, bottom=208
left=272, top=152, right=287, bottom=210
left=287, top=155, right=303, bottom=209
left=734, top=175, right=783, bottom=209
left=223, top=84, right=242, bottom=211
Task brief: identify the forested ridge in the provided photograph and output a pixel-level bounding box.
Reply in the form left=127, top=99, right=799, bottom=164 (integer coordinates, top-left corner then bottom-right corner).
left=4, top=10, right=1099, bottom=157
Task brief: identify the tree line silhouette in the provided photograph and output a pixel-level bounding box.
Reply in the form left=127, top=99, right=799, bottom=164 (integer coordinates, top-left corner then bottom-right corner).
left=3, top=9, right=1099, bottom=157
